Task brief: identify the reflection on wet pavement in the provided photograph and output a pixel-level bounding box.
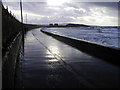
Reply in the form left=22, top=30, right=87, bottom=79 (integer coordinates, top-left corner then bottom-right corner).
left=16, top=28, right=119, bottom=88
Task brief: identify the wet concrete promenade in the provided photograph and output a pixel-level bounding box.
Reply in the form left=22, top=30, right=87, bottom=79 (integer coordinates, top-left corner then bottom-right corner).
left=16, top=28, right=119, bottom=88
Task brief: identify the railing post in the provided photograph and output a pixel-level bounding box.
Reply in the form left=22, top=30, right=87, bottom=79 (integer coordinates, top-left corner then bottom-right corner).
left=20, top=0, right=24, bottom=53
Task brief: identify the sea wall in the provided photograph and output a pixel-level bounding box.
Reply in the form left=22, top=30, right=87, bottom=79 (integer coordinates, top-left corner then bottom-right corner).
left=2, top=32, right=22, bottom=88
left=2, top=4, right=22, bottom=52
left=2, top=4, right=39, bottom=56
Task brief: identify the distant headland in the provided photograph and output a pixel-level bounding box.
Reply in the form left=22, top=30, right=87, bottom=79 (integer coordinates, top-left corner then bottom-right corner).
left=38, top=23, right=90, bottom=27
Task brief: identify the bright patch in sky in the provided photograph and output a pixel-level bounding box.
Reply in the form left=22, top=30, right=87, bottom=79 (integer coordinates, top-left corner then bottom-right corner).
left=47, top=0, right=69, bottom=6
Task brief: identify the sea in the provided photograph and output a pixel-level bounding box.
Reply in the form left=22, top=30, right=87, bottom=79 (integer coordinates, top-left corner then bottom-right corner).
left=43, top=26, right=120, bottom=49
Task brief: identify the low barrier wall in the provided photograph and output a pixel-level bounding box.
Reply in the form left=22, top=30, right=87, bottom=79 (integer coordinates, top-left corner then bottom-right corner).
left=41, top=30, right=120, bottom=66
left=2, top=32, right=22, bottom=88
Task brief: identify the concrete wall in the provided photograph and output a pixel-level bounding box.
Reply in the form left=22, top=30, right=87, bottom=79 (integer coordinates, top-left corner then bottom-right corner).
left=2, top=32, right=22, bottom=88
left=2, top=4, right=40, bottom=56
left=2, top=4, right=23, bottom=57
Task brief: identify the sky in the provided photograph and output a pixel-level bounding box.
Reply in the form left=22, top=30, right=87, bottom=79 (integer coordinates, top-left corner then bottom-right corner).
left=2, top=0, right=119, bottom=26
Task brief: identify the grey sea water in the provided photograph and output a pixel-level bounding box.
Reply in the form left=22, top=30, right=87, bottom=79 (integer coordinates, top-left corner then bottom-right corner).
left=43, top=26, right=119, bottom=49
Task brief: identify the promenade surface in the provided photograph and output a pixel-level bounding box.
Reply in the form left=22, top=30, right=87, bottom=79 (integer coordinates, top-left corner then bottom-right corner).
left=15, top=28, right=119, bottom=88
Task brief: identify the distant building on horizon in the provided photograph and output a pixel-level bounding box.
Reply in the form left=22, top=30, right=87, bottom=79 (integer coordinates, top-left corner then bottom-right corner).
left=49, top=23, right=53, bottom=26
left=54, top=23, right=58, bottom=26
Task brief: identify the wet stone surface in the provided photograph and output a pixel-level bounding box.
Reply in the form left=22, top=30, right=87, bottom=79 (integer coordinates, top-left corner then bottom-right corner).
left=15, top=28, right=120, bottom=88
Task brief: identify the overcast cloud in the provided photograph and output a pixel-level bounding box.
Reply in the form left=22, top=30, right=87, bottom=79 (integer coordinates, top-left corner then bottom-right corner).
left=2, top=1, right=119, bottom=26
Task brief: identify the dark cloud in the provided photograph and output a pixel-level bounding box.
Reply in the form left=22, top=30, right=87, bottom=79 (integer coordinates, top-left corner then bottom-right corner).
left=89, top=2, right=118, bottom=9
